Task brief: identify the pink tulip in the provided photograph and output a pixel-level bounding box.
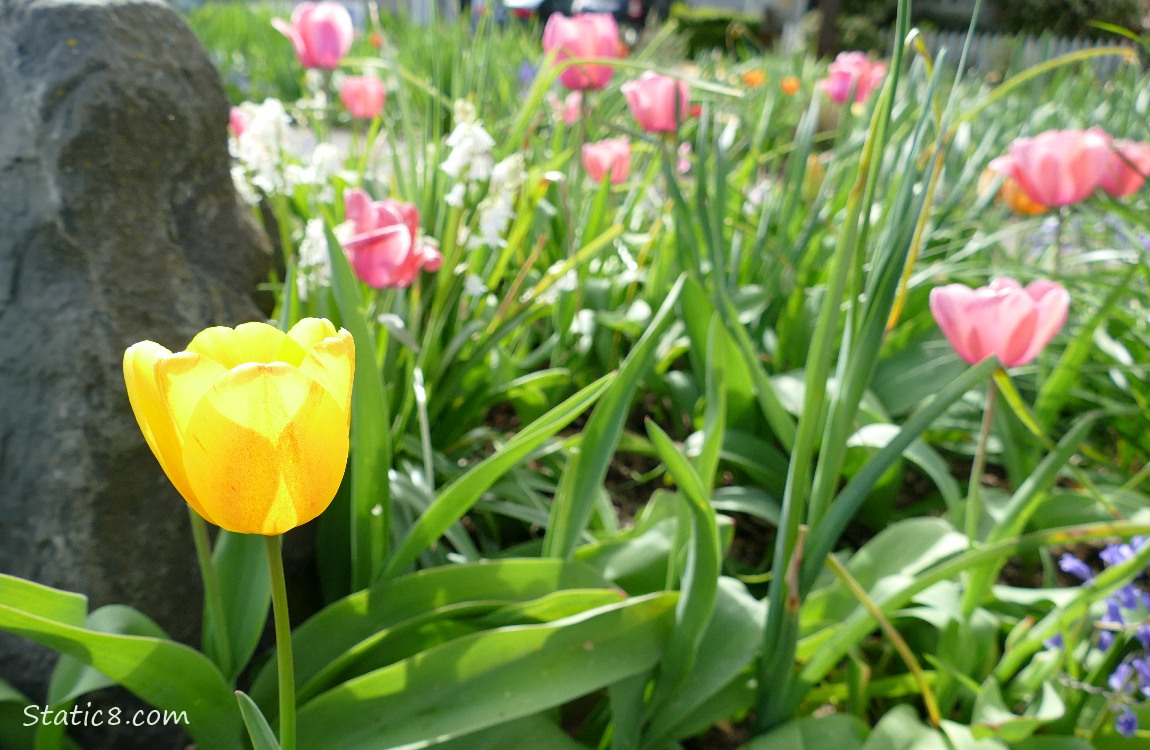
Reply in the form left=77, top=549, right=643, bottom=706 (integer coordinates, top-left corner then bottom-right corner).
left=582, top=137, right=631, bottom=184
left=229, top=106, right=248, bottom=139
left=818, top=52, right=886, bottom=104
left=340, top=76, right=387, bottom=120
left=542, top=14, right=620, bottom=91
left=929, top=278, right=1069, bottom=368
left=1100, top=139, right=1150, bottom=197
left=272, top=2, right=354, bottom=70
left=622, top=72, right=690, bottom=134
left=342, top=188, right=442, bottom=289
left=994, top=128, right=1112, bottom=207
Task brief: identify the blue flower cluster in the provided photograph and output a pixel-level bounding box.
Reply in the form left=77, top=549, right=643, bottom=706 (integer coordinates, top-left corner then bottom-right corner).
left=1057, top=538, right=1150, bottom=739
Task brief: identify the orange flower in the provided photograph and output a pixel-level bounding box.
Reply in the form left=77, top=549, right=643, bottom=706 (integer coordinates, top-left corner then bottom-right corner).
left=978, top=168, right=1047, bottom=216
left=742, top=69, right=766, bottom=88
left=780, top=76, right=800, bottom=95
left=369, top=31, right=383, bottom=49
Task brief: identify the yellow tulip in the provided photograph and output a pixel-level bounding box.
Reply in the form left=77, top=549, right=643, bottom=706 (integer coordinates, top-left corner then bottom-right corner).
left=123, top=318, right=355, bottom=536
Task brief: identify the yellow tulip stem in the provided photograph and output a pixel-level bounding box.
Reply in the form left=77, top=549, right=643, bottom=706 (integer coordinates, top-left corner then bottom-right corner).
left=188, top=509, right=232, bottom=678
left=266, top=535, right=296, bottom=750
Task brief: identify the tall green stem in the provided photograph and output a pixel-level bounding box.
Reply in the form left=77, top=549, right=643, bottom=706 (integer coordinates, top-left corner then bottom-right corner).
left=965, top=379, right=998, bottom=545
left=189, top=509, right=232, bottom=678
left=266, top=535, right=296, bottom=750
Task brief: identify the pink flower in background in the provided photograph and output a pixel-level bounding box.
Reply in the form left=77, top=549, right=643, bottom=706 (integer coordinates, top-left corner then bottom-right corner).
left=342, top=188, right=442, bottom=288
left=677, top=141, right=691, bottom=174
left=340, top=76, right=387, bottom=119
left=582, top=137, right=631, bottom=184
left=818, top=52, right=886, bottom=104
left=561, top=92, right=582, bottom=125
left=622, top=72, right=690, bottom=134
left=929, top=278, right=1069, bottom=368
left=994, top=128, right=1112, bottom=207
left=542, top=14, right=620, bottom=91
left=1100, top=139, right=1150, bottom=197
left=272, top=2, right=354, bottom=70
left=228, top=107, right=248, bottom=139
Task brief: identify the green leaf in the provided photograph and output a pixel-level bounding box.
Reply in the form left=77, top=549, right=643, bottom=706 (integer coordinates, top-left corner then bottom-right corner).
left=644, top=577, right=764, bottom=747
left=645, top=421, right=722, bottom=698
left=1014, top=738, right=1093, bottom=750
left=432, top=714, right=591, bottom=750
left=544, top=276, right=685, bottom=559
left=0, top=677, right=37, bottom=750
left=384, top=374, right=614, bottom=578
left=236, top=690, right=281, bottom=750
left=0, top=586, right=242, bottom=750
left=860, top=705, right=947, bottom=750
left=295, top=593, right=677, bottom=749
left=0, top=575, right=86, bottom=628
left=972, top=680, right=1064, bottom=743
left=323, top=219, right=391, bottom=590
left=206, top=530, right=271, bottom=682
left=250, top=559, right=610, bottom=712
left=745, top=713, right=869, bottom=749
left=801, top=357, right=999, bottom=593
left=802, top=518, right=968, bottom=633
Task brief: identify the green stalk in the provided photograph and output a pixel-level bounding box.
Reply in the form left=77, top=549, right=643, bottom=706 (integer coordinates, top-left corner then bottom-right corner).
left=964, top=379, right=998, bottom=548
left=266, top=535, right=296, bottom=750
left=756, top=0, right=911, bottom=728
left=189, top=509, right=232, bottom=678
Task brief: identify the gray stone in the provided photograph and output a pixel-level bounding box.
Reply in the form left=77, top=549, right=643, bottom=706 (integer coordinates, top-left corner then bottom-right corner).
left=0, top=0, right=273, bottom=745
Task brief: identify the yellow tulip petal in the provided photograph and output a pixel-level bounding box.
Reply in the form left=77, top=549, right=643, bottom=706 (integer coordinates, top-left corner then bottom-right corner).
left=154, top=352, right=229, bottom=433
left=187, top=322, right=305, bottom=368
left=298, top=328, right=355, bottom=422
left=286, top=317, right=340, bottom=351
left=181, top=363, right=349, bottom=535
left=123, top=342, right=211, bottom=522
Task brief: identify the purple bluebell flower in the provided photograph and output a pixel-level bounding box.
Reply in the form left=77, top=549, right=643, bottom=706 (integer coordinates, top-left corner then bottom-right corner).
left=518, top=60, right=538, bottom=88
left=1138, top=624, right=1150, bottom=651
left=1102, top=542, right=1136, bottom=567
left=1132, top=657, right=1150, bottom=689
left=1044, top=633, right=1064, bottom=649
left=1111, top=663, right=1135, bottom=692
left=1107, top=599, right=1127, bottom=627
left=1117, top=706, right=1139, bottom=738
left=1059, top=553, right=1094, bottom=582
left=1117, top=585, right=1141, bottom=609
left=1100, top=630, right=1115, bottom=650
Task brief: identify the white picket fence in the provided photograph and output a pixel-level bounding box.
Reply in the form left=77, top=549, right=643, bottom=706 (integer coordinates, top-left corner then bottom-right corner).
left=882, top=27, right=1137, bottom=75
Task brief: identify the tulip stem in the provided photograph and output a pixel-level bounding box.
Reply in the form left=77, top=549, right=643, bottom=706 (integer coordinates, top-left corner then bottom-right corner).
left=965, top=379, right=998, bottom=545
left=189, top=510, right=233, bottom=678
left=266, top=535, right=296, bottom=750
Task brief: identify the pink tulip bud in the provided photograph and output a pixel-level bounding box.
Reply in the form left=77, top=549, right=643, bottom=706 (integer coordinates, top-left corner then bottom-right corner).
left=582, top=137, right=631, bottom=184
left=622, top=72, right=690, bottom=134
left=340, top=76, right=387, bottom=120
left=995, top=128, right=1112, bottom=207
left=228, top=106, right=248, bottom=139
left=818, top=52, right=886, bottom=105
left=1100, top=139, right=1150, bottom=198
left=272, top=1, right=354, bottom=70
left=542, top=13, right=620, bottom=91
left=929, top=278, right=1069, bottom=368
left=342, top=188, right=442, bottom=289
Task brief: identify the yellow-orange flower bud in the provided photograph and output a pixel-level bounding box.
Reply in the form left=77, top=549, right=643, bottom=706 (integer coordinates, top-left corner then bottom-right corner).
left=978, top=168, right=1048, bottom=216
left=742, top=69, right=766, bottom=88
left=123, top=318, right=354, bottom=536
left=780, top=76, right=800, bottom=95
